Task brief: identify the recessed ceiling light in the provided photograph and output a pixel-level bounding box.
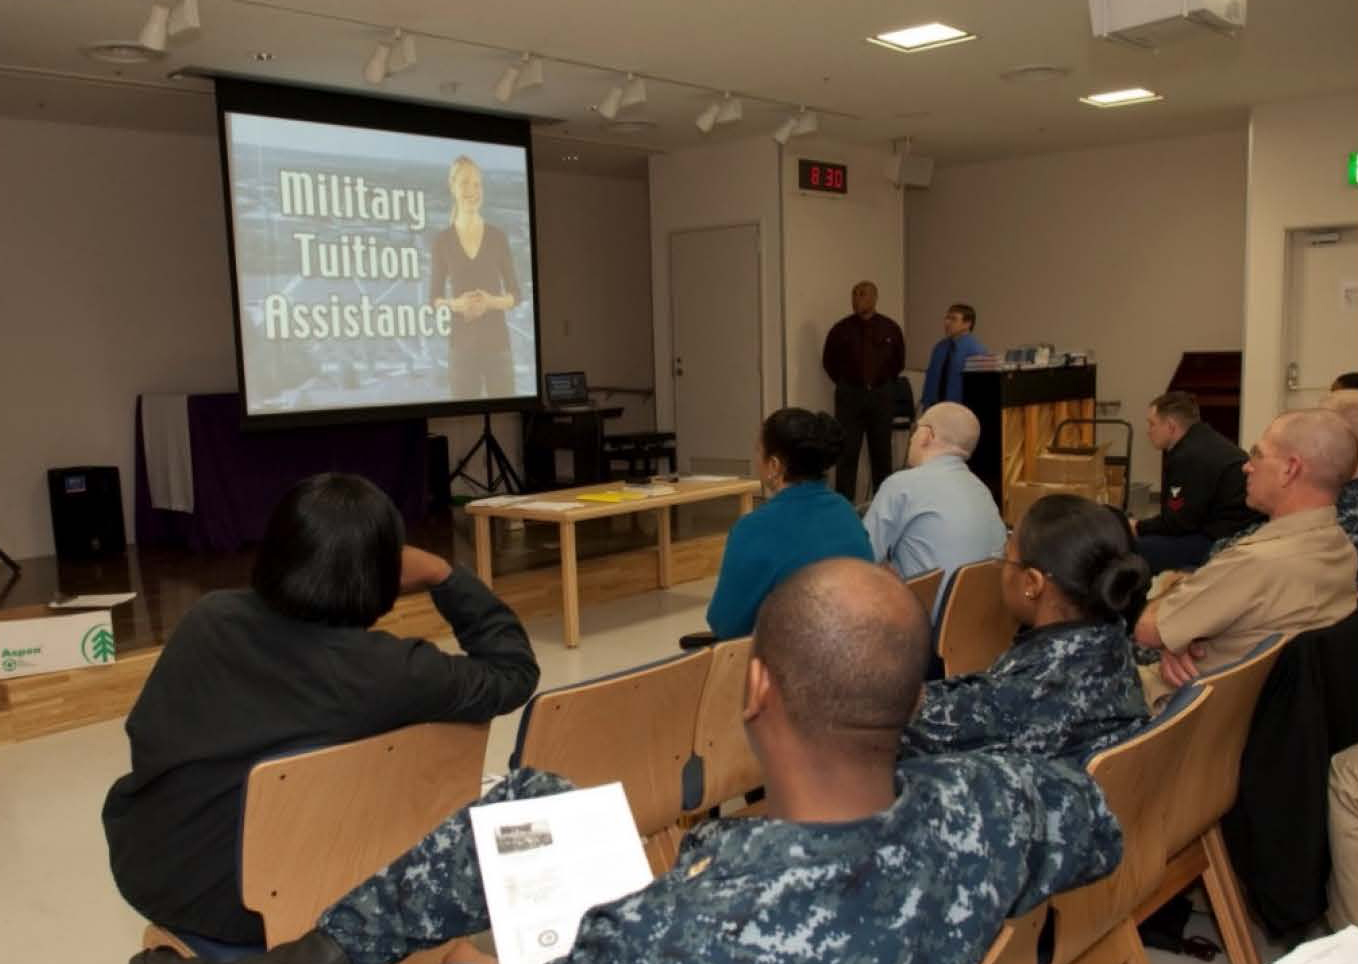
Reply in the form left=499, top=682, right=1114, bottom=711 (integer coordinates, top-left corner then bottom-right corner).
left=868, top=22, right=976, bottom=53
left=1079, top=87, right=1162, bottom=108
left=82, top=42, right=166, bottom=64
left=253, top=51, right=274, bottom=62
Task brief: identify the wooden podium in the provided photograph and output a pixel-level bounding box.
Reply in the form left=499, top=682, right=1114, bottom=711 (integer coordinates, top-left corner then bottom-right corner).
left=964, top=366, right=1098, bottom=516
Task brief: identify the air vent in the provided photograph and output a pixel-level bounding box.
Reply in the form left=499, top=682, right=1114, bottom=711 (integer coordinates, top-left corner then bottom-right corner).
left=82, top=42, right=166, bottom=64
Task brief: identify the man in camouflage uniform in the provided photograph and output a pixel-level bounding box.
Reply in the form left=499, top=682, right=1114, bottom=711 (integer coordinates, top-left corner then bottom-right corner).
left=900, top=621, right=1148, bottom=767
left=137, top=559, right=1123, bottom=964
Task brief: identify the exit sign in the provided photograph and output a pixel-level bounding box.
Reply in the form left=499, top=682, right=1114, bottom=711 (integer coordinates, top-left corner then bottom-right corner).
left=1350, top=152, right=1358, bottom=186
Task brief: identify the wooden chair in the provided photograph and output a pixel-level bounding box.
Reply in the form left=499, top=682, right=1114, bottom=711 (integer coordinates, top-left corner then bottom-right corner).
left=1049, top=683, right=1212, bottom=964
left=510, top=648, right=714, bottom=875
left=1132, top=634, right=1289, bottom=964
left=140, top=722, right=490, bottom=960
left=240, top=722, right=490, bottom=948
left=978, top=903, right=1048, bottom=964
left=933, top=559, right=1018, bottom=676
left=682, top=636, right=762, bottom=815
left=903, top=568, right=944, bottom=620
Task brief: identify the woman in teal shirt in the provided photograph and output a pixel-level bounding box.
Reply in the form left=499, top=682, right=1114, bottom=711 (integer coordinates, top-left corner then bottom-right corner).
left=706, top=408, right=874, bottom=639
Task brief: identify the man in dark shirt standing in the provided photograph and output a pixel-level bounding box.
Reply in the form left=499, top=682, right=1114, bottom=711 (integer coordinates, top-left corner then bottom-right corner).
left=1133, top=391, right=1262, bottom=573
left=822, top=281, right=905, bottom=502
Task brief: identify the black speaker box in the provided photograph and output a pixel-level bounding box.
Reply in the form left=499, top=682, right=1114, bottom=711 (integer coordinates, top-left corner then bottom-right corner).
left=47, top=466, right=127, bottom=559
left=426, top=434, right=451, bottom=510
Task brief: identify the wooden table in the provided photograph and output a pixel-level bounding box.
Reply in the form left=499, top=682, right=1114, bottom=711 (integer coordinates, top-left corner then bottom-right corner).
left=466, top=478, right=760, bottom=647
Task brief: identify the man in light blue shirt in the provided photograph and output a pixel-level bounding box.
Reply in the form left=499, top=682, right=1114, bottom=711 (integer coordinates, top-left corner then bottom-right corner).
left=863, top=402, right=1007, bottom=620
left=921, top=303, right=987, bottom=410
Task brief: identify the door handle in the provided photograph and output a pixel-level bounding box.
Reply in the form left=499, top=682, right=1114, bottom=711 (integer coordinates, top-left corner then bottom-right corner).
left=675, top=356, right=684, bottom=377
left=1286, top=362, right=1300, bottom=391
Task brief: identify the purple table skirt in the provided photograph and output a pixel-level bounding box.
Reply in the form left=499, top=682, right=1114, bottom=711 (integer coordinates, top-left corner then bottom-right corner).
left=135, top=394, right=428, bottom=552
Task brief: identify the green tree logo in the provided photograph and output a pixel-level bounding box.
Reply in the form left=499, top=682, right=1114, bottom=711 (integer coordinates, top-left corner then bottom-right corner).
left=81, top=625, right=116, bottom=664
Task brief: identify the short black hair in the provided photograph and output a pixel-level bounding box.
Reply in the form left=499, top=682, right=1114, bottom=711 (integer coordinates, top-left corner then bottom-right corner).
left=947, top=303, right=976, bottom=330
left=1333, top=372, right=1358, bottom=391
left=753, top=558, right=929, bottom=748
left=1150, top=391, right=1200, bottom=425
left=1016, top=494, right=1149, bottom=623
left=251, top=473, right=404, bottom=628
left=760, top=408, right=845, bottom=483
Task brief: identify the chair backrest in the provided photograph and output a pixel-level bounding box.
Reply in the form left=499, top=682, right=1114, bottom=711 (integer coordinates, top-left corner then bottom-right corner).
left=934, top=559, right=1018, bottom=676
left=1049, top=684, right=1212, bottom=964
left=903, top=568, right=944, bottom=621
left=978, top=904, right=1048, bottom=964
left=1163, top=633, right=1289, bottom=856
left=510, top=648, right=713, bottom=872
left=684, top=636, right=762, bottom=813
left=240, top=721, right=490, bottom=947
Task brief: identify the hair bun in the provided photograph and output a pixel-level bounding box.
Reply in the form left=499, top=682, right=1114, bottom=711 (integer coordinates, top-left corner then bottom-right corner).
left=811, top=412, right=846, bottom=468
left=1093, top=552, right=1150, bottom=619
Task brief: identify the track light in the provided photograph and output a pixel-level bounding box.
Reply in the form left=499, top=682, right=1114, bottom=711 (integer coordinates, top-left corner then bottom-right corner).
left=620, top=74, right=647, bottom=109
left=389, top=29, right=416, bottom=73
left=494, top=64, right=520, bottom=103
left=715, top=95, right=743, bottom=125
left=773, top=108, right=818, bottom=144
left=598, top=84, right=624, bottom=119
left=696, top=93, right=743, bottom=134
left=517, top=56, right=544, bottom=92
left=166, top=0, right=199, bottom=41
left=364, top=41, right=391, bottom=85
left=139, top=4, right=170, bottom=52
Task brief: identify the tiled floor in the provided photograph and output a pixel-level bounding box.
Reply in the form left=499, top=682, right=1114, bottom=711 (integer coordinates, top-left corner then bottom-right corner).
left=0, top=573, right=1298, bottom=963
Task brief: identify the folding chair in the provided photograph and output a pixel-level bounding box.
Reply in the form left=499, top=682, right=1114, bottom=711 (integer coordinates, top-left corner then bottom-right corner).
left=933, top=559, right=1018, bottom=676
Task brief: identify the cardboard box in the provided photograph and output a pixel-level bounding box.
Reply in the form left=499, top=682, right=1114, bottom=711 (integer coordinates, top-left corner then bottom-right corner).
left=1006, top=479, right=1109, bottom=527
left=1035, top=445, right=1107, bottom=486
left=0, top=603, right=118, bottom=680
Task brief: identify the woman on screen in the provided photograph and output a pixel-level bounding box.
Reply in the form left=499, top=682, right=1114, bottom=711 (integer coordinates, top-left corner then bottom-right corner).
left=430, top=155, right=521, bottom=399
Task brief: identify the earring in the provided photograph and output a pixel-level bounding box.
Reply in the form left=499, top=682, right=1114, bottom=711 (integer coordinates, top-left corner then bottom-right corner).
left=1023, top=590, right=1035, bottom=599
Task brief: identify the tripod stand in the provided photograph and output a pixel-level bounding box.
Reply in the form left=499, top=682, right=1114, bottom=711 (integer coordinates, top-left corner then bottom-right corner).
left=449, top=412, right=522, bottom=495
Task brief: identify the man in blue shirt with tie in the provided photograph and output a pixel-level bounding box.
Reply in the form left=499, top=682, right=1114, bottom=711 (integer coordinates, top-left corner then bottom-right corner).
left=921, top=304, right=987, bottom=410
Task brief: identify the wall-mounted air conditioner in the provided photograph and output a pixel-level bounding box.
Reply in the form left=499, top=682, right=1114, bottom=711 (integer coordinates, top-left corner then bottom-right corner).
left=1090, top=0, right=1245, bottom=48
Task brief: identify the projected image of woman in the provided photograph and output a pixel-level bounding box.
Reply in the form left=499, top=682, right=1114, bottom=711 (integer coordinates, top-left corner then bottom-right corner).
left=430, top=155, right=521, bottom=399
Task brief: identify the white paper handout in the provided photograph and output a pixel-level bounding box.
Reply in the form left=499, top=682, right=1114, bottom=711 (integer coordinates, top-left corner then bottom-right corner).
left=469, top=782, right=653, bottom=964
left=515, top=501, right=585, bottom=512
left=472, top=495, right=534, bottom=508
left=685, top=474, right=737, bottom=482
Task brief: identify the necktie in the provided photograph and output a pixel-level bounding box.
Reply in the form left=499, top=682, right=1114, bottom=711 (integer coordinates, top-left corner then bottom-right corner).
left=940, top=340, right=956, bottom=400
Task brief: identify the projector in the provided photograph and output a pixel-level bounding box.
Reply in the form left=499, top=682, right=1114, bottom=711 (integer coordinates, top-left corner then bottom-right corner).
left=1090, top=0, right=1245, bottom=48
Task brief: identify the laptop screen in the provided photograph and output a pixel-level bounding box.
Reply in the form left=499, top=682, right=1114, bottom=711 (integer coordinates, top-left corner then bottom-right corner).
left=544, top=371, right=589, bottom=406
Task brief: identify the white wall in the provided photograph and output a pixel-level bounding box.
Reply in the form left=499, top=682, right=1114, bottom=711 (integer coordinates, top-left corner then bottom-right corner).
left=649, top=137, right=783, bottom=428
left=529, top=170, right=653, bottom=435
left=781, top=139, right=905, bottom=413
left=1241, top=90, right=1358, bottom=446
left=0, top=113, right=656, bottom=557
left=0, top=117, right=238, bottom=560
left=907, top=129, right=1249, bottom=485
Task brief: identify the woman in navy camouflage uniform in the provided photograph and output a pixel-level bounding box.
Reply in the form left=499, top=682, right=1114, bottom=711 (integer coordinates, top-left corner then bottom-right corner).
left=901, top=493, right=1151, bottom=766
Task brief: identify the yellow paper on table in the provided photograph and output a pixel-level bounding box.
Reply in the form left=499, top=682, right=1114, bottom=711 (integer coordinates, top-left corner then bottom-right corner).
left=577, top=491, right=647, bottom=504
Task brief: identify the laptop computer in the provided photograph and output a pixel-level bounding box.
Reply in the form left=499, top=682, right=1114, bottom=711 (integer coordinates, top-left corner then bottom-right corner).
left=544, top=371, right=595, bottom=412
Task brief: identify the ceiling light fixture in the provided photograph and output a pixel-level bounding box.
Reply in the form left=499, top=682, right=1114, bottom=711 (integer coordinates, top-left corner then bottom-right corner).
left=772, top=108, right=817, bottom=145
left=388, top=29, right=416, bottom=73
left=494, top=63, right=520, bottom=103
left=166, top=0, right=200, bottom=41
left=620, top=74, right=647, bottom=109
left=696, top=102, right=721, bottom=133
left=363, top=41, right=391, bottom=85
left=497, top=54, right=543, bottom=104
left=597, top=84, right=624, bottom=119
left=138, top=4, right=171, bottom=52
left=1079, top=87, right=1162, bottom=107
left=715, top=94, right=743, bottom=125
left=868, top=22, right=976, bottom=53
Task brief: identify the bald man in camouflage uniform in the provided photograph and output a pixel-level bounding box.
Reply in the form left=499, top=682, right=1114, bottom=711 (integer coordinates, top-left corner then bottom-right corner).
left=137, top=560, right=1122, bottom=964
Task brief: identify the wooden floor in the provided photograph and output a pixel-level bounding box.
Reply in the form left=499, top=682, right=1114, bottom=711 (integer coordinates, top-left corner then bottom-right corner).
left=0, top=501, right=738, bottom=743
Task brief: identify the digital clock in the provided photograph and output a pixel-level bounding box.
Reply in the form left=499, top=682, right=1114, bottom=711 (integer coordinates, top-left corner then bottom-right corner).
left=797, top=159, right=847, bottom=194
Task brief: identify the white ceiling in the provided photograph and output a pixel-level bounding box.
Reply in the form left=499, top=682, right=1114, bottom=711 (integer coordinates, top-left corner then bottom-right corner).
left=2, top=0, right=1356, bottom=173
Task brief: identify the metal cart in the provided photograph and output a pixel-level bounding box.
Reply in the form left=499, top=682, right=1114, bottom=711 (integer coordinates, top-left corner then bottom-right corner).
left=1049, top=418, right=1134, bottom=512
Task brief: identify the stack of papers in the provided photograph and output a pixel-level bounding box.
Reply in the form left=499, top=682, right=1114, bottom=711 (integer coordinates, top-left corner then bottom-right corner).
left=577, top=491, right=647, bottom=504
left=49, top=593, right=137, bottom=610
left=685, top=474, right=737, bottom=482
left=472, top=495, right=534, bottom=508
left=517, top=501, right=585, bottom=512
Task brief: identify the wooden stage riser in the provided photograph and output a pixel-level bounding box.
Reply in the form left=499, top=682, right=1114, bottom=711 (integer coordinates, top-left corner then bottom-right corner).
left=0, top=534, right=727, bottom=745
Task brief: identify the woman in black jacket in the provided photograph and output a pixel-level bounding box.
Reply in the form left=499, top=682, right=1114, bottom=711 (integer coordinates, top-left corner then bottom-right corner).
left=103, top=473, right=539, bottom=944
